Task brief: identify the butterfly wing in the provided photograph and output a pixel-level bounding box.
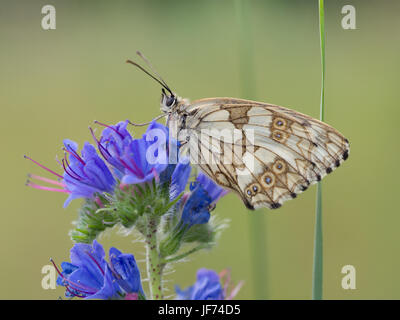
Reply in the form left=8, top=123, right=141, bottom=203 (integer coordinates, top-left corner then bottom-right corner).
left=176, top=98, right=350, bottom=210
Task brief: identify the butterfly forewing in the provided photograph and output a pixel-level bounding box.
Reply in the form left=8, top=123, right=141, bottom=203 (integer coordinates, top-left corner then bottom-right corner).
left=173, top=98, right=349, bottom=210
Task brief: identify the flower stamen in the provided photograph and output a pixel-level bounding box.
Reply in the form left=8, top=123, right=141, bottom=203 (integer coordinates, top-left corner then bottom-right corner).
left=26, top=181, right=69, bottom=193
left=62, top=147, right=85, bottom=166
left=24, top=155, right=63, bottom=179
left=27, top=174, right=65, bottom=187
left=85, top=251, right=105, bottom=276
left=61, top=158, right=82, bottom=181
left=94, top=120, right=124, bottom=139
left=50, top=258, right=97, bottom=295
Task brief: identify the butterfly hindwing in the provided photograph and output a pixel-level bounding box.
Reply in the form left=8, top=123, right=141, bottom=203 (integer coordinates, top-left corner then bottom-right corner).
left=175, top=98, right=350, bottom=210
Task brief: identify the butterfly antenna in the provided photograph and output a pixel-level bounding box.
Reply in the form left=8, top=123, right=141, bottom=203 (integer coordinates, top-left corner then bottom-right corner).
left=128, top=113, right=167, bottom=127
left=135, top=51, right=172, bottom=93
left=125, top=59, right=173, bottom=95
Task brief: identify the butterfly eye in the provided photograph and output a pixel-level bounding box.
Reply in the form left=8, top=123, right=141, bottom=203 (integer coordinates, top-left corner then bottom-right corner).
left=165, top=95, right=176, bottom=107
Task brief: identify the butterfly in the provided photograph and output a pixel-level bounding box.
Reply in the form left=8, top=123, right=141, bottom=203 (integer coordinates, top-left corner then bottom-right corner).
left=127, top=52, right=350, bottom=210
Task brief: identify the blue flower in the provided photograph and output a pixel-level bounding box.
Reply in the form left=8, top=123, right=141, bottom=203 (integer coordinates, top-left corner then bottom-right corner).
left=93, top=120, right=170, bottom=185
left=54, top=240, right=144, bottom=300
left=181, top=185, right=211, bottom=227
left=154, top=119, right=190, bottom=189
left=26, top=120, right=180, bottom=207
left=146, top=120, right=170, bottom=146
left=169, top=158, right=191, bottom=201
left=116, top=121, right=169, bottom=185
left=62, top=140, right=116, bottom=207
left=94, top=120, right=133, bottom=179
left=109, top=247, right=144, bottom=296
left=194, top=172, right=228, bottom=204
left=180, top=172, right=228, bottom=228
left=175, top=269, right=224, bottom=300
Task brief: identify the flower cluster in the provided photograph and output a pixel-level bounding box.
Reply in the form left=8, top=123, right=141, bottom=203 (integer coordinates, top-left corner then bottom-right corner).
left=53, top=240, right=144, bottom=300
left=26, top=120, right=167, bottom=207
left=26, top=119, right=241, bottom=300
left=175, top=268, right=243, bottom=300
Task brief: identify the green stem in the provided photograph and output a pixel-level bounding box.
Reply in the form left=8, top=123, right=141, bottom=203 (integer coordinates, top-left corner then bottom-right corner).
left=318, top=0, right=325, bottom=123
left=162, top=244, right=208, bottom=264
left=235, top=0, right=268, bottom=300
left=145, top=217, right=164, bottom=300
left=312, top=0, right=325, bottom=300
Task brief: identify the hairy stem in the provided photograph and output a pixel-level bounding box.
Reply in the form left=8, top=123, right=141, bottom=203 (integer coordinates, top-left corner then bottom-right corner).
left=145, top=216, right=164, bottom=300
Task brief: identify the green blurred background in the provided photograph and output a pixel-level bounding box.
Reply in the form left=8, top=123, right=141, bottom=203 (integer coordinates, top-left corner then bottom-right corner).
left=1, top=0, right=399, bottom=299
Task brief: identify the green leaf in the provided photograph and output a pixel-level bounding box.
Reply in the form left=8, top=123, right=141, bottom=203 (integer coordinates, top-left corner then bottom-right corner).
left=70, top=197, right=118, bottom=243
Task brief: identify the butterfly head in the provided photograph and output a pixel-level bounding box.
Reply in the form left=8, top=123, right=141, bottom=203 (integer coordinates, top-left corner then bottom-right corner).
left=160, top=88, right=180, bottom=113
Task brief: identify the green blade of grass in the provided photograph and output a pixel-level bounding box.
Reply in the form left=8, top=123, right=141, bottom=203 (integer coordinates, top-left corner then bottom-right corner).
left=235, top=0, right=268, bottom=300
left=312, top=0, right=325, bottom=300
